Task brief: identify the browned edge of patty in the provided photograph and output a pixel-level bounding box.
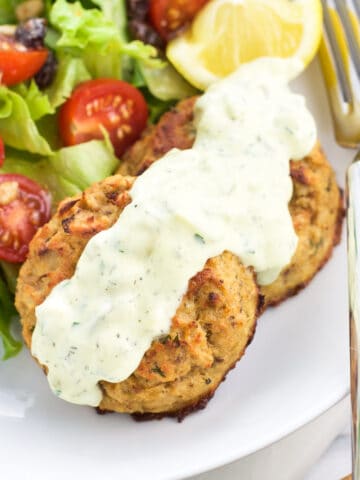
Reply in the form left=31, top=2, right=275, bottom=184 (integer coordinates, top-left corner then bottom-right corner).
left=266, top=188, right=344, bottom=307
left=97, top=293, right=264, bottom=422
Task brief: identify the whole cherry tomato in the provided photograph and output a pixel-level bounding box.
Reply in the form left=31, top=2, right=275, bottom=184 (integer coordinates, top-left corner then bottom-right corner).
left=0, top=174, right=51, bottom=263
left=59, top=79, right=149, bottom=158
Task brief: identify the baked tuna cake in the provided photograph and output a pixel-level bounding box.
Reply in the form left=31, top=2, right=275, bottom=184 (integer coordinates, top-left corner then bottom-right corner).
left=119, top=97, right=343, bottom=306
left=16, top=174, right=261, bottom=419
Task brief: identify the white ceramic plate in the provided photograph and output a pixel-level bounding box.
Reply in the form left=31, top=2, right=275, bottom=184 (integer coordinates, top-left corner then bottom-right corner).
left=0, top=59, right=352, bottom=480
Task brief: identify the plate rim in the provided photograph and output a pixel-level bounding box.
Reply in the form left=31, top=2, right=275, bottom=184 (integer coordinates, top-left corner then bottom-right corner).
left=169, top=388, right=350, bottom=480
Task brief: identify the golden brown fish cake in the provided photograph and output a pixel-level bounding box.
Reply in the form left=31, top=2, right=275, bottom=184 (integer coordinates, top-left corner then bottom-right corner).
left=16, top=174, right=260, bottom=420
left=118, top=98, right=343, bottom=306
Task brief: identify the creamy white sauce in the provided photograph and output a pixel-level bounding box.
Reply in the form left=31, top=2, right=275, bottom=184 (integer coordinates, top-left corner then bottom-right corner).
left=32, top=58, right=316, bottom=406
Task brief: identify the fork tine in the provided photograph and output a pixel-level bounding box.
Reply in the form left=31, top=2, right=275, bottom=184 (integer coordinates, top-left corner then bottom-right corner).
left=321, top=0, right=353, bottom=103
left=334, top=0, right=360, bottom=78
left=319, top=0, right=360, bottom=147
left=354, top=0, right=360, bottom=22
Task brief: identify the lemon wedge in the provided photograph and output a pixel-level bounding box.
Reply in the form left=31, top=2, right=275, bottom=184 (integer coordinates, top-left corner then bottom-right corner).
left=167, top=0, right=323, bottom=90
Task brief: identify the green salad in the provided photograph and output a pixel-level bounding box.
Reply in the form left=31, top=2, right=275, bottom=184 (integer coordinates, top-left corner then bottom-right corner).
left=0, top=0, right=198, bottom=359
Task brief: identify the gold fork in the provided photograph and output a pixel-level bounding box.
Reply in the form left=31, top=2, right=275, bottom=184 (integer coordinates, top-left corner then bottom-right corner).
left=319, top=0, right=360, bottom=147
left=319, top=1, right=360, bottom=478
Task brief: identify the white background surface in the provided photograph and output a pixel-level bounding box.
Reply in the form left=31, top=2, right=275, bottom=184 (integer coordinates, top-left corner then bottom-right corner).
left=306, top=433, right=351, bottom=480
left=0, top=59, right=354, bottom=480
left=190, top=435, right=352, bottom=480
left=189, top=396, right=351, bottom=480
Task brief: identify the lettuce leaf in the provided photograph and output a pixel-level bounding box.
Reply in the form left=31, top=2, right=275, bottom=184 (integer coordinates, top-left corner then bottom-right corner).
left=0, top=261, right=20, bottom=294
left=1, top=141, right=119, bottom=204
left=120, top=41, right=162, bottom=67
left=45, top=54, right=91, bottom=109
left=91, top=0, right=128, bottom=40
left=13, top=81, right=55, bottom=121
left=49, top=139, right=119, bottom=192
left=142, top=90, right=176, bottom=124
left=127, top=63, right=174, bottom=122
left=138, top=61, right=198, bottom=101
left=50, top=0, right=122, bottom=77
left=51, top=0, right=122, bottom=51
left=0, top=274, right=22, bottom=361
left=1, top=152, right=81, bottom=204
left=0, top=87, right=53, bottom=155
left=49, top=0, right=160, bottom=79
left=36, top=114, right=62, bottom=151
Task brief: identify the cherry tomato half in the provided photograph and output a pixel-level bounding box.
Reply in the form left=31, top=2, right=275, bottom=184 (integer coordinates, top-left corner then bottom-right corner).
left=149, top=0, right=209, bottom=41
left=58, top=79, right=148, bottom=158
left=0, top=35, right=48, bottom=86
left=0, top=139, right=4, bottom=168
left=0, top=174, right=51, bottom=263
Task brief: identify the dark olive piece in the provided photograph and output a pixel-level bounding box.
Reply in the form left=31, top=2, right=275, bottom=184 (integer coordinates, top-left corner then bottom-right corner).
left=15, top=17, right=47, bottom=49
left=126, top=0, right=149, bottom=20
left=129, top=20, right=164, bottom=49
left=34, top=50, right=58, bottom=89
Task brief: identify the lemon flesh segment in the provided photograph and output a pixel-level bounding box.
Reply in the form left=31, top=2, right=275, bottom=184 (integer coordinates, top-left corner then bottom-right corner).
left=167, top=0, right=323, bottom=90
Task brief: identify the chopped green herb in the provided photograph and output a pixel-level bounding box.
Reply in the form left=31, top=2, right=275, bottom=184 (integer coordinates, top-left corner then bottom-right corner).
left=326, top=176, right=332, bottom=192
left=152, top=364, right=166, bottom=378
left=309, top=237, right=324, bottom=254
left=194, top=233, right=205, bottom=244
left=159, top=335, right=171, bottom=344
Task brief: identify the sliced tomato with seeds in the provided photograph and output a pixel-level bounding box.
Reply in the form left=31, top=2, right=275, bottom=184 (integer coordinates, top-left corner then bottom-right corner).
left=0, top=174, right=51, bottom=263
left=0, top=35, right=48, bottom=86
left=149, top=0, right=209, bottom=41
left=58, top=79, right=148, bottom=158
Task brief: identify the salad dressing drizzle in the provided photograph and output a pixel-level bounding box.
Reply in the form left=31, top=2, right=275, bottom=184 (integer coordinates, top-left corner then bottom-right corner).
left=32, top=58, right=316, bottom=406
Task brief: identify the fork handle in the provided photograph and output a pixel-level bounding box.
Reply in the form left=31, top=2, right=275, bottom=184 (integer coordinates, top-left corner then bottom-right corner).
left=347, top=156, right=360, bottom=479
